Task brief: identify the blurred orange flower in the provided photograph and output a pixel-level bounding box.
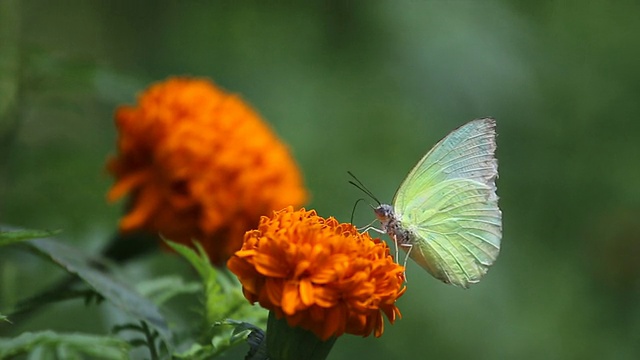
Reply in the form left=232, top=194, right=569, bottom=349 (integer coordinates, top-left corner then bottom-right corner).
left=107, top=77, right=307, bottom=264
left=228, top=207, right=405, bottom=340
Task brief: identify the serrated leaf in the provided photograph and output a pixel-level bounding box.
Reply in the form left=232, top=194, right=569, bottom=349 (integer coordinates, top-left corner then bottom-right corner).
left=166, top=240, right=268, bottom=357
left=0, top=228, right=61, bottom=247
left=136, top=275, right=202, bottom=306
left=164, top=240, right=233, bottom=322
left=26, top=238, right=173, bottom=350
left=0, top=331, right=130, bottom=359
left=164, top=241, right=215, bottom=283
left=171, top=343, right=216, bottom=360
left=165, top=240, right=266, bottom=324
left=215, top=319, right=267, bottom=360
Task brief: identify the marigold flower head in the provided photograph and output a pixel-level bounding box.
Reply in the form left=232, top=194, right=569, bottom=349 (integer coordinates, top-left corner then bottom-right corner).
left=227, top=207, right=406, bottom=340
left=107, top=77, right=307, bottom=264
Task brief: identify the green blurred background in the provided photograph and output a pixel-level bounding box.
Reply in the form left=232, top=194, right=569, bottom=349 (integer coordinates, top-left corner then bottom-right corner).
left=1, top=0, right=639, bottom=359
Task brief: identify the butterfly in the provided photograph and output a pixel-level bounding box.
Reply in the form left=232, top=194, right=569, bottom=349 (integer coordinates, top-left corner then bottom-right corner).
left=363, top=118, right=502, bottom=288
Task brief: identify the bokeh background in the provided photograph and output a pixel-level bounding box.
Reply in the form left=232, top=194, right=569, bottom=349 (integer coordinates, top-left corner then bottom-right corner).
left=1, top=0, right=640, bottom=359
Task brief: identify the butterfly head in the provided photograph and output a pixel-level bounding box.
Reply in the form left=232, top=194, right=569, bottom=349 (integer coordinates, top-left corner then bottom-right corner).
left=373, top=203, right=395, bottom=225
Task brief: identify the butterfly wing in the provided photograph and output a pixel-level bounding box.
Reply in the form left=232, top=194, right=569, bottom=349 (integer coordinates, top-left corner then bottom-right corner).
left=393, top=118, right=501, bottom=288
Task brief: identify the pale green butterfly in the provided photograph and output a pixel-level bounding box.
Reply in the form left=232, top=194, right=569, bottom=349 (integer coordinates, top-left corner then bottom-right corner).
left=366, top=118, right=501, bottom=288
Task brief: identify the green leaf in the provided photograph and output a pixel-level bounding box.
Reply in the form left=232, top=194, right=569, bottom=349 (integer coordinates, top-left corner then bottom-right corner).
left=0, top=228, right=61, bottom=247
left=136, top=275, right=202, bottom=306
left=171, top=321, right=265, bottom=360
left=164, top=240, right=215, bottom=283
left=112, top=321, right=161, bottom=359
left=171, top=343, right=215, bottom=360
left=15, top=285, right=105, bottom=316
left=165, top=240, right=266, bottom=322
left=165, top=240, right=268, bottom=356
left=216, top=319, right=267, bottom=360
left=25, top=238, right=173, bottom=350
left=0, top=331, right=130, bottom=359
left=0, top=314, right=10, bottom=323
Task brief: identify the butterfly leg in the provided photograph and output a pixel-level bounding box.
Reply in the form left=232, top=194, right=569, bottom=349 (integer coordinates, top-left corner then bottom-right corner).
left=399, top=242, right=413, bottom=283
left=357, top=221, right=384, bottom=234
left=387, top=234, right=399, bottom=263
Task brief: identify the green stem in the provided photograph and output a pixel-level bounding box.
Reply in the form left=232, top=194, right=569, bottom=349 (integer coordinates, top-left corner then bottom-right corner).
left=141, top=321, right=159, bottom=360
left=266, top=311, right=337, bottom=360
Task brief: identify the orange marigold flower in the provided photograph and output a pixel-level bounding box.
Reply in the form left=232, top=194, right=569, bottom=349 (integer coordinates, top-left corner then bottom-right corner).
left=107, top=77, right=307, bottom=264
left=228, top=207, right=406, bottom=340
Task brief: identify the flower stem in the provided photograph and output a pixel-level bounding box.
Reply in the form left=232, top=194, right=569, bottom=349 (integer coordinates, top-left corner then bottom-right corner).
left=266, top=311, right=337, bottom=360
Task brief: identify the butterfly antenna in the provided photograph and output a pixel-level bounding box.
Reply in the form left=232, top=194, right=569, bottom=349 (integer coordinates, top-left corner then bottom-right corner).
left=347, top=171, right=381, bottom=205
left=350, top=198, right=367, bottom=224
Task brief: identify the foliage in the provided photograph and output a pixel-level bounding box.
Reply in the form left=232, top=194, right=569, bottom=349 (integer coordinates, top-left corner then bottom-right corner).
left=0, top=232, right=264, bottom=358
left=26, top=239, right=173, bottom=348
left=0, top=228, right=61, bottom=247
left=0, top=331, right=130, bottom=359
left=165, top=240, right=267, bottom=358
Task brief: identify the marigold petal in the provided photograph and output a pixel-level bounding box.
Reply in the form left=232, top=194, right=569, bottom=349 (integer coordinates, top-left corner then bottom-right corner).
left=299, top=278, right=314, bottom=306
left=107, top=170, right=150, bottom=202
left=254, top=252, right=289, bottom=278
left=373, top=312, right=384, bottom=338
left=227, top=257, right=261, bottom=295
left=281, top=281, right=303, bottom=315
left=294, top=260, right=311, bottom=278
left=119, top=185, right=162, bottom=231
left=234, top=249, right=257, bottom=259
left=314, top=286, right=339, bottom=308
left=310, top=255, right=349, bottom=284
left=322, top=303, right=347, bottom=340
left=265, top=278, right=284, bottom=307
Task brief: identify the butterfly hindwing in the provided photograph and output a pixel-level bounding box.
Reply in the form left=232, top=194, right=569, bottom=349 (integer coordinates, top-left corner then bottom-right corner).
left=403, top=178, right=501, bottom=287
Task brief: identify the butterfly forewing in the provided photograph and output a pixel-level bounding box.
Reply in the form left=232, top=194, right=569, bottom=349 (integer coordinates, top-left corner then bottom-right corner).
left=392, top=118, right=501, bottom=288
